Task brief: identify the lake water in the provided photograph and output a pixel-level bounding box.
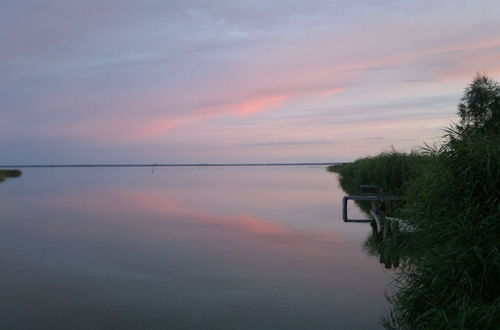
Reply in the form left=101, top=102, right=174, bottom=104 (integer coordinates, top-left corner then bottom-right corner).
left=0, top=166, right=392, bottom=329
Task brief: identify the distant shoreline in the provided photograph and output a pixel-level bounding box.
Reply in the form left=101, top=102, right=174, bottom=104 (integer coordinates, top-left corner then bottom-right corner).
left=0, top=162, right=347, bottom=168
left=0, top=169, right=22, bottom=181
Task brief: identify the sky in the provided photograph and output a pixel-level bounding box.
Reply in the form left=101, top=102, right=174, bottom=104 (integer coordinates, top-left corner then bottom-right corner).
left=2, top=0, right=500, bottom=164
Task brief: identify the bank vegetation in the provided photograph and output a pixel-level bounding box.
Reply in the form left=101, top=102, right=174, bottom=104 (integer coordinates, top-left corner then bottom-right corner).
left=329, top=74, right=500, bottom=329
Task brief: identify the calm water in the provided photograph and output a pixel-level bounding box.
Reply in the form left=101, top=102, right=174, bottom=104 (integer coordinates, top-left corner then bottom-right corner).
left=1, top=166, right=392, bottom=329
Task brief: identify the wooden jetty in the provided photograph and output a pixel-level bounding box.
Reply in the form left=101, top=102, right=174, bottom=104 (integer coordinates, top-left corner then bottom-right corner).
left=342, top=185, right=406, bottom=238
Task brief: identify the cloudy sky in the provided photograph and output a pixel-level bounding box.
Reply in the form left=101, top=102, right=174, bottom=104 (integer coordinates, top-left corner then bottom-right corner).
left=2, top=0, right=500, bottom=164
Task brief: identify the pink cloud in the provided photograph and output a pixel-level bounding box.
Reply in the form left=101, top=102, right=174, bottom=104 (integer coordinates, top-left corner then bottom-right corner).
left=130, top=93, right=293, bottom=140
left=320, top=87, right=345, bottom=98
left=51, top=87, right=345, bottom=142
left=238, top=95, right=290, bottom=115
left=18, top=27, right=499, bottom=148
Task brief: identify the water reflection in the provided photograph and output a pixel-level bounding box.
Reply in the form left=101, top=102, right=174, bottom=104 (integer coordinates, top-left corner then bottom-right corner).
left=363, top=222, right=403, bottom=269
left=0, top=167, right=391, bottom=329
left=336, top=182, right=404, bottom=271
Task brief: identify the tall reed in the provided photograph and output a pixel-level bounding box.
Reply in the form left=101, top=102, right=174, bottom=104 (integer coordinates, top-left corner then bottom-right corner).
left=330, top=75, right=500, bottom=328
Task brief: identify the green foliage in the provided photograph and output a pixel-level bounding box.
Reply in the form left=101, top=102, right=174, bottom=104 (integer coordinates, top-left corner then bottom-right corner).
left=329, top=150, right=430, bottom=218
left=0, top=169, right=22, bottom=182
left=390, top=124, right=500, bottom=329
left=390, top=77, right=500, bottom=329
left=328, top=151, right=430, bottom=213
left=331, top=75, right=500, bottom=329
left=458, top=74, right=500, bottom=134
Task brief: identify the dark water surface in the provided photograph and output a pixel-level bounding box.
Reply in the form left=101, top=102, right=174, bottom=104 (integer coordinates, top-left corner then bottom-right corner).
left=0, top=166, right=392, bottom=329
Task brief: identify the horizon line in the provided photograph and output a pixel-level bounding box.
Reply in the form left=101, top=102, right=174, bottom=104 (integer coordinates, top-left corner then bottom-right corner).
left=0, top=162, right=346, bottom=168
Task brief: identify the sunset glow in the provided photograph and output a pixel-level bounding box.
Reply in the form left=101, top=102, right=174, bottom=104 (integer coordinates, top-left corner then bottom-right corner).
left=2, top=1, right=499, bottom=164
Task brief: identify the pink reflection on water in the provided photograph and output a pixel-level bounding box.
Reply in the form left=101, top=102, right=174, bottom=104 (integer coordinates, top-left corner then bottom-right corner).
left=1, top=167, right=392, bottom=329
left=50, top=188, right=343, bottom=244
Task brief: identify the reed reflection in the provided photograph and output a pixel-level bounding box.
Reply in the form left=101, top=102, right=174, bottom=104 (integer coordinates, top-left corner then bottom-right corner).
left=363, top=222, right=404, bottom=269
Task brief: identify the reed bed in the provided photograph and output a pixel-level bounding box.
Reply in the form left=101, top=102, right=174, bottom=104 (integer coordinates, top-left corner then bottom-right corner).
left=329, top=75, right=500, bottom=329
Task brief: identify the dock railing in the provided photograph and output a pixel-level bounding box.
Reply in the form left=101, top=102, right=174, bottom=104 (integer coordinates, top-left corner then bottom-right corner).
left=342, top=185, right=402, bottom=234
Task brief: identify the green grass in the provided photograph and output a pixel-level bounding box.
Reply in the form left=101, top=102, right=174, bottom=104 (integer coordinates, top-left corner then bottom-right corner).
left=388, top=128, right=500, bottom=329
left=328, top=150, right=430, bottom=196
left=328, top=150, right=430, bottom=214
left=329, top=131, right=500, bottom=329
